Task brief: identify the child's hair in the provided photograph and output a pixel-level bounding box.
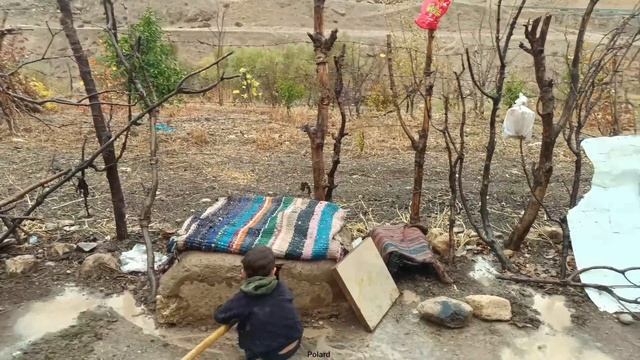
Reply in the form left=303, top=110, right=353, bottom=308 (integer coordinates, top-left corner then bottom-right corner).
left=242, top=246, right=276, bottom=278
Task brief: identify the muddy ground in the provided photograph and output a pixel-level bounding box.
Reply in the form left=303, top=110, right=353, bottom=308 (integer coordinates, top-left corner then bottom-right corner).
left=0, top=104, right=638, bottom=359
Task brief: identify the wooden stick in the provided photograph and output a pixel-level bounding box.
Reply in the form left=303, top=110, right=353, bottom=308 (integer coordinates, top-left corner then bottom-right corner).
left=0, top=170, right=69, bottom=210
left=181, top=324, right=232, bottom=360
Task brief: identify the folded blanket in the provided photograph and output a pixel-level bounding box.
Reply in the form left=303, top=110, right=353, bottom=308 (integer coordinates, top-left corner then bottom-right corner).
left=370, top=225, right=452, bottom=283
left=168, top=195, right=346, bottom=261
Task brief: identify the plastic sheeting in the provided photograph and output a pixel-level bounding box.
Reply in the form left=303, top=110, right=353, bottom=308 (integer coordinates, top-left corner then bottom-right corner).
left=415, top=0, right=453, bottom=30
left=567, top=136, right=640, bottom=313
left=120, top=244, right=169, bottom=273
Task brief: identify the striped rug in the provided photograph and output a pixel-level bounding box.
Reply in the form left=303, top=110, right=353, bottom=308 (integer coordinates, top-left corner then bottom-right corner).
left=370, top=225, right=452, bottom=283
left=168, top=196, right=346, bottom=260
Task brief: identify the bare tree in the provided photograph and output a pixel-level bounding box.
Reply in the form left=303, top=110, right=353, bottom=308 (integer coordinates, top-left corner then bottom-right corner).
left=345, top=43, right=382, bottom=117
left=57, top=0, right=128, bottom=241
left=303, top=0, right=338, bottom=201
left=565, top=12, right=640, bottom=208
left=456, top=0, right=527, bottom=268
left=0, top=55, right=235, bottom=247
left=325, top=45, right=348, bottom=202
left=385, top=28, right=435, bottom=225
left=507, top=1, right=599, bottom=250
left=209, top=2, right=229, bottom=106
left=434, top=79, right=464, bottom=264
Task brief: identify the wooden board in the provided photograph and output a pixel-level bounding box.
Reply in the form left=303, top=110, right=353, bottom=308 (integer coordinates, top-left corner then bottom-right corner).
left=333, top=238, right=400, bottom=332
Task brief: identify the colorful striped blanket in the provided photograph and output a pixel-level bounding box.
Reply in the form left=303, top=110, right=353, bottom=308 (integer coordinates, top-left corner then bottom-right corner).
left=168, top=196, right=347, bottom=261
left=370, top=225, right=452, bottom=283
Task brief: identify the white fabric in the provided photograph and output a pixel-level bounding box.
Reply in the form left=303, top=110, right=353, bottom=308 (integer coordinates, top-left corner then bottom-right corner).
left=503, top=93, right=536, bottom=140
left=567, top=136, right=640, bottom=313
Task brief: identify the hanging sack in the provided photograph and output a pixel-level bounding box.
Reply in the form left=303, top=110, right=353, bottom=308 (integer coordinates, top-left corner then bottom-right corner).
left=415, top=0, right=453, bottom=30
left=503, top=93, right=535, bottom=140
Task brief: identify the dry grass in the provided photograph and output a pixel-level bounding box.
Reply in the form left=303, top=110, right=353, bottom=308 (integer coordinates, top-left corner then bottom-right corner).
left=188, top=127, right=210, bottom=146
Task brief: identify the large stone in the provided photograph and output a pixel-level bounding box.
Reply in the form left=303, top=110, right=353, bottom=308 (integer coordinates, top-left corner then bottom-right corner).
left=540, top=226, right=563, bottom=243
left=80, top=253, right=119, bottom=277
left=427, top=228, right=450, bottom=256
left=617, top=313, right=635, bottom=325
left=49, top=242, right=76, bottom=257
left=417, top=296, right=472, bottom=328
left=156, top=251, right=346, bottom=325
left=5, top=255, right=37, bottom=275
left=464, top=295, right=512, bottom=321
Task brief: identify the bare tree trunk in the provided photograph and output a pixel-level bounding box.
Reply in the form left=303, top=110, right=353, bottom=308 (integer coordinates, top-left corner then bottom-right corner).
left=325, top=45, right=348, bottom=202
left=57, top=0, right=128, bottom=240
left=611, top=56, right=621, bottom=135
left=441, top=96, right=458, bottom=264
left=507, top=0, right=597, bottom=250
left=304, top=0, right=337, bottom=201
left=569, top=119, right=584, bottom=207
left=386, top=31, right=434, bottom=225
left=139, top=108, right=159, bottom=299
left=215, top=3, right=228, bottom=106
left=409, top=30, right=435, bottom=225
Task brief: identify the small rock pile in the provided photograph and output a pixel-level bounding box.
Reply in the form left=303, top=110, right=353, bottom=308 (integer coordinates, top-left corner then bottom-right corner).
left=417, top=294, right=513, bottom=328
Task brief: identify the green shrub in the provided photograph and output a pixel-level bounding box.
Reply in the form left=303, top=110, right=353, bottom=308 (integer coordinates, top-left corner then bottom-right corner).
left=233, top=68, right=261, bottom=104
left=101, top=8, right=186, bottom=104
left=503, top=77, right=528, bottom=107
left=366, top=82, right=393, bottom=112
left=276, top=79, right=307, bottom=110
left=225, top=45, right=316, bottom=106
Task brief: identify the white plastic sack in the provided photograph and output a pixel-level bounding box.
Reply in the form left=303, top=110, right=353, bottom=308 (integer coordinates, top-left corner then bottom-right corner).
left=120, top=244, right=168, bottom=273
left=503, top=93, right=535, bottom=140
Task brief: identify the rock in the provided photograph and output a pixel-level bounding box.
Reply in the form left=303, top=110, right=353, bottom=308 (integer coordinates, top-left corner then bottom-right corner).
left=427, top=228, right=445, bottom=243
left=199, top=198, right=212, bottom=203
left=58, top=220, right=75, bottom=227
left=432, top=234, right=451, bottom=257
left=453, top=225, right=465, bottom=234
left=332, top=8, right=347, bottom=16
left=5, top=255, right=38, bottom=275
left=540, top=226, right=563, bottom=243
left=464, top=230, right=479, bottom=238
left=156, top=251, right=347, bottom=325
left=234, top=21, right=243, bottom=27
left=77, top=242, right=98, bottom=252
left=80, top=253, right=119, bottom=277
left=503, top=249, right=514, bottom=258
left=617, top=313, right=635, bottom=325
left=427, top=228, right=450, bottom=256
left=50, top=242, right=76, bottom=256
left=464, top=295, right=512, bottom=321
left=417, top=296, right=473, bottom=328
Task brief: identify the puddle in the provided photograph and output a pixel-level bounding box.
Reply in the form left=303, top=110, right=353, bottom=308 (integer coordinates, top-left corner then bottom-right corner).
left=532, top=294, right=572, bottom=331
left=0, top=286, right=157, bottom=358
left=500, top=294, right=612, bottom=360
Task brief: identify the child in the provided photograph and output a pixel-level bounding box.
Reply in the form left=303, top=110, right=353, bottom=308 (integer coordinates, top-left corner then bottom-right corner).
left=214, top=246, right=303, bottom=360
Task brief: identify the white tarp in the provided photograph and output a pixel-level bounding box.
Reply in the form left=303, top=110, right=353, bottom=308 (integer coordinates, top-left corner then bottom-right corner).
left=567, top=135, right=640, bottom=313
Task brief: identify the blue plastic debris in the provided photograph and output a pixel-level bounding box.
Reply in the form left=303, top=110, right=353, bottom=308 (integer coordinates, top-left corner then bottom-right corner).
left=155, top=123, right=176, bottom=134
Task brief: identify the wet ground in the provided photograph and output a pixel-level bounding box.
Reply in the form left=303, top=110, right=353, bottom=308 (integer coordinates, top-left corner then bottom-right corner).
left=1, top=258, right=637, bottom=360
left=0, top=107, right=637, bottom=359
